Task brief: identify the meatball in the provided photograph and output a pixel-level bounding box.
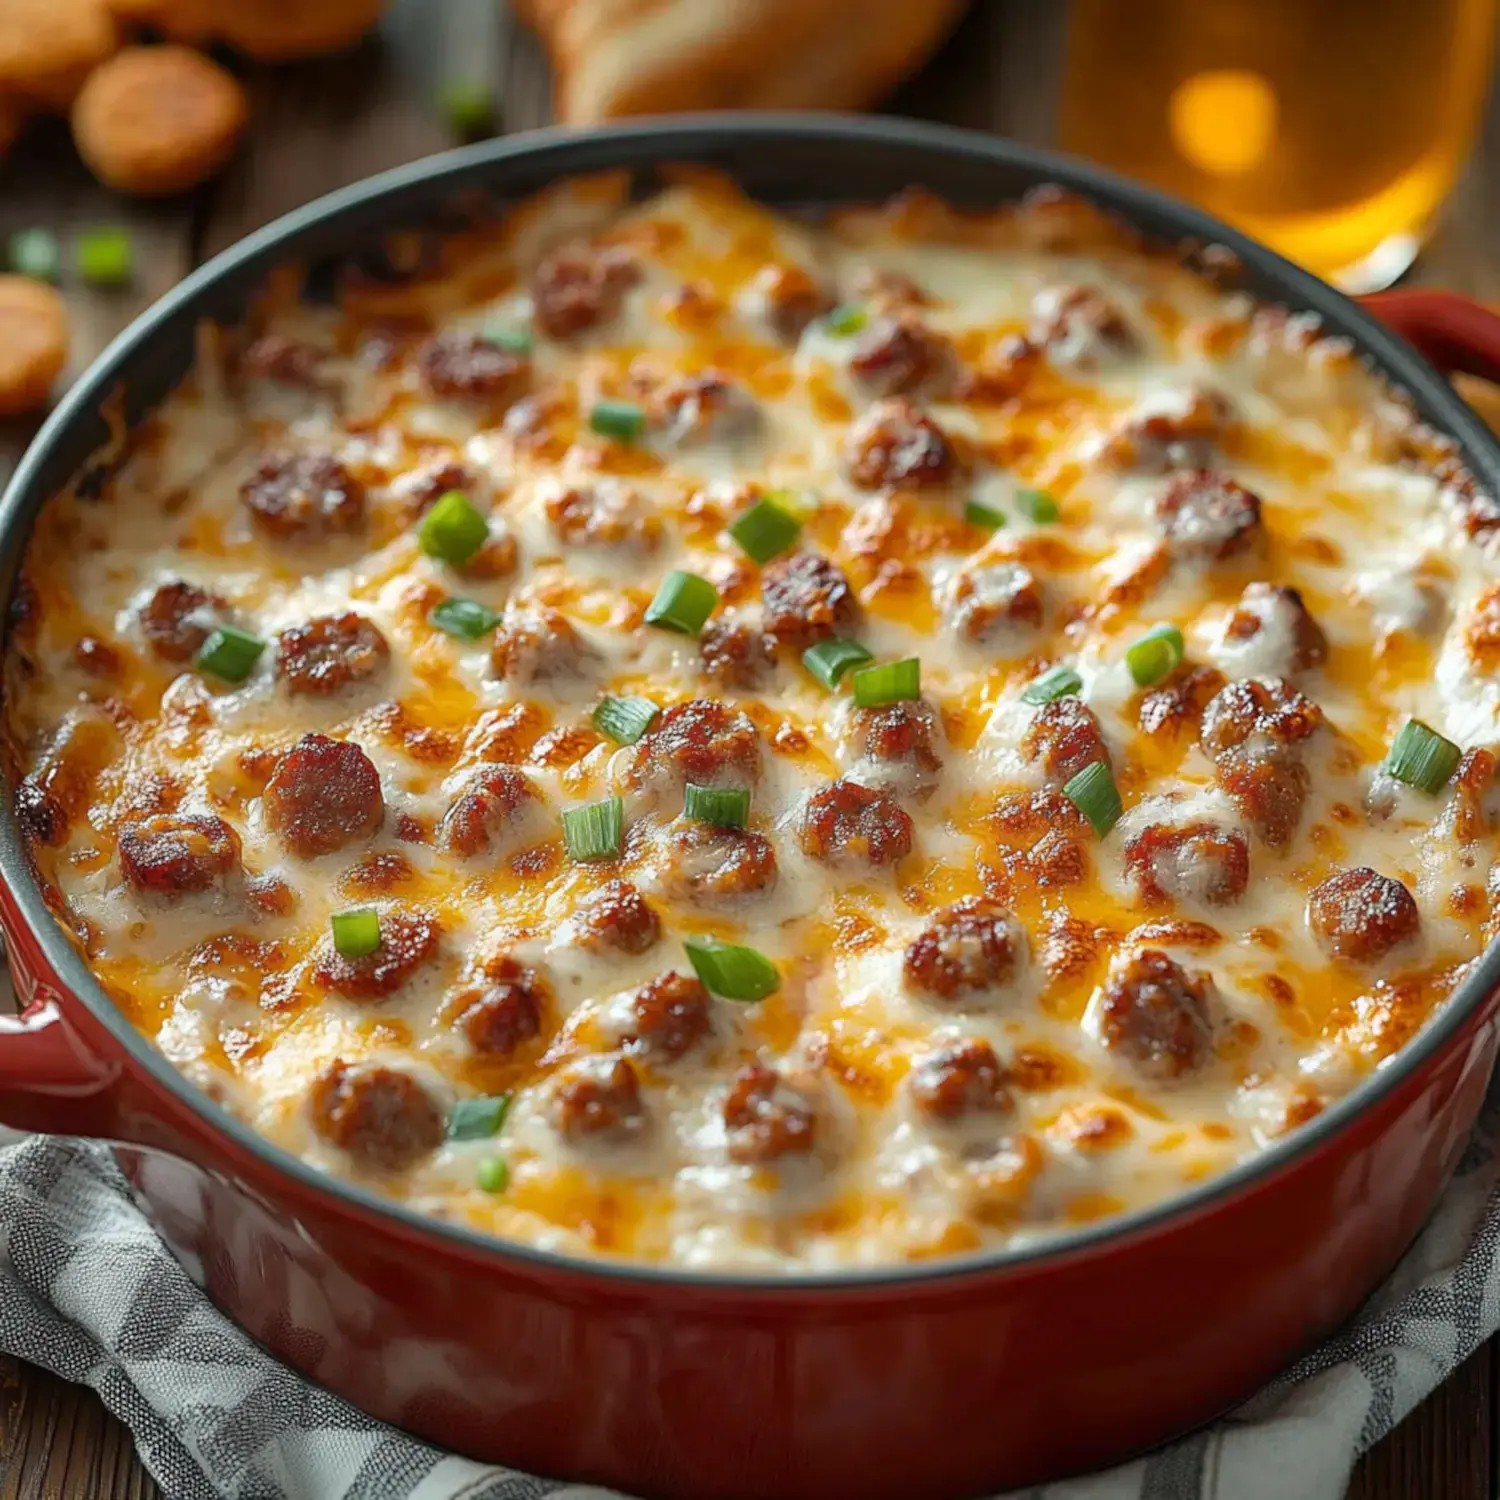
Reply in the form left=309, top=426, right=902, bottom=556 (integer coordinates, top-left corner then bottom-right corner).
left=263, top=734, right=384, bottom=858
left=1153, top=470, right=1264, bottom=563
left=653, top=820, right=779, bottom=904
left=118, top=812, right=241, bottom=896
left=1093, top=949, right=1214, bottom=1079
left=848, top=315, right=957, bottom=399
left=451, top=956, right=548, bottom=1056
left=309, top=1061, right=444, bottom=1172
left=531, top=242, right=640, bottom=340
left=699, top=618, right=775, bottom=690
left=1028, top=284, right=1136, bottom=368
left=1123, top=821, right=1250, bottom=907
left=722, top=1064, right=818, bottom=1164
left=649, top=372, right=761, bottom=447
left=550, top=1057, right=648, bottom=1145
left=489, top=606, right=594, bottom=687
left=747, top=262, right=833, bottom=341
left=1138, top=663, right=1227, bottom=741
left=275, top=612, right=390, bottom=696
left=903, top=897, right=1025, bottom=1002
left=909, top=1039, right=1011, bottom=1119
left=1219, top=583, right=1327, bottom=674
left=241, top=451, right=365, bottom=540
left=140, top=579, right=219, bottom=662
left=438, top=765, right=541, bottom=858
left=619, top=972, right=711, bottom=1062
left=626, top=698, right=762, bottom=796
left=240, top=333, right=323, bottom=388
left=1307, top=867, right=1421, bottom=964
left=543, top=478, right=660, bottom=551
left=1097, top=386, right=1230, bottom=473
left=844, top=397, right=958, bottom=491
left=948, top=562, right=1043, bottom=646
left=1020, top=696, right=1111, bottom=786
left=845, top=698, right=944, bottom=790
left=798, top=778, right=914, bottom=868
left=562, top=880, right=662, bottom=955
left=313, top=911, right=440, bottom=1000
left=761, top=552, right=857, bottom=650
left=417, top=330, right=529, bottom=401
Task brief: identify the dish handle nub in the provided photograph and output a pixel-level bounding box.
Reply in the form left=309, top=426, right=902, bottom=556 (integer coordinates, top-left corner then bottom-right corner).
left=1362, top=289, right=1500, bottom=385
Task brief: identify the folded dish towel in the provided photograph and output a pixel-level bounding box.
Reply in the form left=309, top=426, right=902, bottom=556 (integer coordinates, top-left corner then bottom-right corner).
left=2, top=1082, right=1499, bottom=1500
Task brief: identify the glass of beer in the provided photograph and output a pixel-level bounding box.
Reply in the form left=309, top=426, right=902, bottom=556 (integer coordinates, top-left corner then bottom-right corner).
left=1058, top=0, right=1498, bottom=289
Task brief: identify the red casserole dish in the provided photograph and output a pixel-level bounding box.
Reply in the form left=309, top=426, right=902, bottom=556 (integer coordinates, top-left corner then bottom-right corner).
left=4, top=116, right=1500, bottom=1499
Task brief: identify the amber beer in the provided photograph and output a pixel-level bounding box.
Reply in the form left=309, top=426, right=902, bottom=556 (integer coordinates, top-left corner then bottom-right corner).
left=1059, top=0, right=1498, bottom=287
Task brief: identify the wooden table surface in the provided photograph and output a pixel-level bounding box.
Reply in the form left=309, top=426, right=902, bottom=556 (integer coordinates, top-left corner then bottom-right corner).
left=0, top=1, right=1497, bottom=1495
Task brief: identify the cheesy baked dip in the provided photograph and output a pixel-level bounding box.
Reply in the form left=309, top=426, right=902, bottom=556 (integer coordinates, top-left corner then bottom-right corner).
left=8, top=169, right=1500, bottom=1270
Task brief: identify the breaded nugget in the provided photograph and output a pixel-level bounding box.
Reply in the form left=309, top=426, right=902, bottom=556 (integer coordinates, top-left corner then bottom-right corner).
left=0, top=277, right=69, bottom=417
left=0, top=0, right=118, bottom=110
left=216, top=0, right=387, bottom=60
left=72, top=45, right=247, bottom=195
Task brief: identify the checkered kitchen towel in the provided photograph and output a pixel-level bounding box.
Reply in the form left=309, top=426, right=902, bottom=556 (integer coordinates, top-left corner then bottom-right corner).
left=3, top=1082, right=1500, bottom=1500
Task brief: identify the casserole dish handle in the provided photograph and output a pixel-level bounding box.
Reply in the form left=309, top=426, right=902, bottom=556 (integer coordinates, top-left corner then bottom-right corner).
left=1362, top=290, right=1500, bottom=384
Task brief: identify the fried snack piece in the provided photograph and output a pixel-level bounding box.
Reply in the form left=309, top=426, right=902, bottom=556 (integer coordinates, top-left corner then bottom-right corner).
left=0, top=0, right=118, bottom=110
left=515, top=0, right=969, bottom=122
left=215, top=0, right=387, bottom=60
left=72, top=46, right=248, bottom=196
left=0, top=277, right=69, bottom=417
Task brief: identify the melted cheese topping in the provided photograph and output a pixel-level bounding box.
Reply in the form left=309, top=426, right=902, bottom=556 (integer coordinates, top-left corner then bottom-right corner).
left=7, top=169, right=1500, bottom=1270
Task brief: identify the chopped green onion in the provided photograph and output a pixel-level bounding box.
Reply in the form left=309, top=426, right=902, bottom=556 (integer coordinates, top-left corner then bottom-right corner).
left=563, top=795, right=624, bottom=862
left=486, top=325, right=533, bottom=355
left=729, top=496, right=802, bottom=564
left=592, top=695, right=660, bottom=745
left=448, top=1093, right=512, bottom=1141
left=766, top=487, right=819, bottom=521
left=965, top=499, right=1007, bottom=531
left=1015, top=487, right=1060, bottom=524
left=851, top=656, right=920, bottom=708
left=1062, top=761, right=1122, bottom=839
left=430, top=597, right=502, bottom=640
left=802, top=637, right=873, bottom=690
left=331, top=907, right=381, bottom=959
left=476, top=1156, right=510, bottom=1194
left=419, top=490, right=489, bottom=566
left=9, top=228, right=60, bottom=283
left=438, top=78, right=495, bottom=139
left=823, top=304, right=868, bottom=336
left=1021, top=666, right=1082, bottom=705
left=684, top=783, right=750, bottom=828
left=75, top=226, right=133, bottom=287
left=683, top=936, right=780, bottom=1002
left=589, top=399, right=647, bottom=443
left=644, top=570, right=718, bottom=636
left=1125, top=624, right=1185, bottom=688
left=1383, top=718, right=1462, bottom=795
left=193, top=625, right=263, bottom=684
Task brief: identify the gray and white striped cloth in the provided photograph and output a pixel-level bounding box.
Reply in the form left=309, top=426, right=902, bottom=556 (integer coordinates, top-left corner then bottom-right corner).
left=2, top=1076, right=1499, bottom=1500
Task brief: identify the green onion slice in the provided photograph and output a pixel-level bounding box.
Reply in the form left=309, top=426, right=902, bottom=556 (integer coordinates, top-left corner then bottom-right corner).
left=486, top=325, right=533, bottom=354
left=438, top=78, right=495, bottom=139
left=448, top=1093, right=512, bottom=1141
left=563, top=795, right=624, bottom=862
left=9, top=228, right=60, bottom=283
left=823, top=304, right=868, bottom=336
left=965, top=499, right=1007, bottom=531
left=802, top=637, right=873, bottom=690
left=729, top=496, right=802, bottom=565
left=75, top=226, right=134, bottom=287
left=644, top=570, right=718, bottom=636
left=419, top=489, right=489, bottom=565
left=1021, top=666, right=1082, bottom=705
left=851, top=656, right=920, bottom=708
left=589, top=399, right=647, bottom=443
left=683, top=936, right=781, bottom=1002
left=430, top=598, right=502, bottom=640
left=476, top=1156, right=510, bottom=1193
left=1015, top=487, right=1060, bottom=524
left=592, top=695, right=660, bottom=745
left=331, top=907, right=381, bottom=959
left=193, top=625, right=263, bottom=684
left=1125, top=624, right=1185, bottom=688
left=684, top=783, right=750, bottom=829
left=1383, top=718, right=1462, bottom=795
left=766, top=487, right=819, bottom=521
left=1062, top=761, right=1122, bottom=839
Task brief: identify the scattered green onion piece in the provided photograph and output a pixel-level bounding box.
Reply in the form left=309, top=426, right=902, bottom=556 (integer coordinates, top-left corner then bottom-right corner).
left=1015, top=487, right=1060, bottom=524
left=563, top=795, right=624, bottom=862
left=9, top=228, right=60, bottom=283
left=1125, top=624, right=1185, bottom=688
left=331, top=907, right=381, bottom=959
left=802, top=637, right=873, bottom=690
left=589, top=398, right=647, bottom=443
left=1383, top=718, right=1462, bottom=795
left=476, top=1156, right=510, bottom=1194
left=644, top=570, right=718, bottom=636
left=193, top=625, right=264, bottom=684
left=486, top=325, right=533, bottom=355
left=823, top=303, right=868, bottom=336
left=684, top=937, right=781, bottom=1002
left=438, top=78, right=495, bottom=139
left=684, top=783, right=750, bottom=829
left=448, top=1093, right=512, bottom=1141
left=1021, top=665, right=1083, bottom=705
left=964, top=498, right=1007, bottom=531
left=592, top=695, right=660, bottom=745
left=429, top=597, right=502, bottom=640
left=851, top=656, right=921, bottom=708
left=729, top=496, right=802, bottom=564
left=75, top=226, right=134, bottom=287
left=766, top=487, right=819, bottom=521
left=419, top=489, right=489, bottom=565
left=1062, top=761, right=1122, bottom=839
